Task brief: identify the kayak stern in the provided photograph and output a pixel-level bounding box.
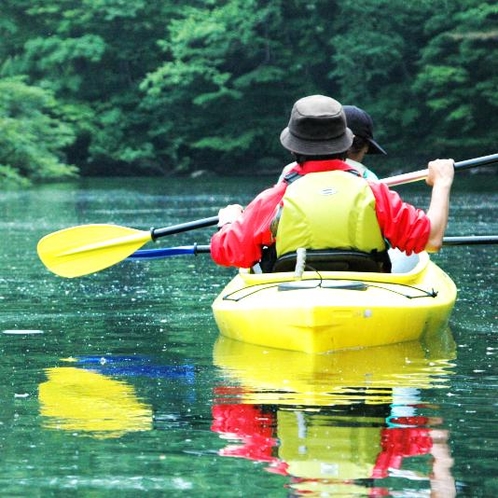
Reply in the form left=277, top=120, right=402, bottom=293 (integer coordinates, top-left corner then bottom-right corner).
left=212, top=252, right=457, bottom=354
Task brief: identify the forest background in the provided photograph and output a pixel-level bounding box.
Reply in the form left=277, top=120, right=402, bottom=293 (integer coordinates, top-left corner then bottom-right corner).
left=1, top=0, right=497, bottom=187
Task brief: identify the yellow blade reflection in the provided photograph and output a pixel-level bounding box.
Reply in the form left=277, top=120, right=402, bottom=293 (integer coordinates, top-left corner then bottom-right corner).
left=39, top=367, right=153, bottom=438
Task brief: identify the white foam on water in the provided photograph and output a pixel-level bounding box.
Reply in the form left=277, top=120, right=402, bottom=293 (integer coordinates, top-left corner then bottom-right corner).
left=2, top=330, right=44, bottom=335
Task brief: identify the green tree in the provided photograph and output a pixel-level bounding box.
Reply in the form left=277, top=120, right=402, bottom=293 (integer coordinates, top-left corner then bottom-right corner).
left=0, top=77, right=77, bottom=187
left=414, top=0, right=498, bottom=156
left=140, top=0, right=343, bottom=173
left=1, top=0, right=497, bottom=181
left=2, top=0, right=181, bottom=175
left=329, top=0, right=441, bottom=165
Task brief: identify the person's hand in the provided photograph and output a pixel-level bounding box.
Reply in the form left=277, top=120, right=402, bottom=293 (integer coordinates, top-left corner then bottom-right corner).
left=217, top=204, right=244, bottom=227
left=426, top=159, right=454, bottom=188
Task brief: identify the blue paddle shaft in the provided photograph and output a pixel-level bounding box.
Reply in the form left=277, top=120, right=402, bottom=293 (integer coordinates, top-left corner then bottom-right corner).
left=129, top=236, right=498, bottom=261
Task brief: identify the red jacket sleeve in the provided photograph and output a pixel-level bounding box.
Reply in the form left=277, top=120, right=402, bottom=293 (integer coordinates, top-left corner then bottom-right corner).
left=210, top=183, right=286, bottom=268
left=370, top=182, right=430, bottom=255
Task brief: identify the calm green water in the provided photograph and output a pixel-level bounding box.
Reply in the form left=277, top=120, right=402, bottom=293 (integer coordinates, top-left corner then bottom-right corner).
left=0, top=175, right=496, bottom=497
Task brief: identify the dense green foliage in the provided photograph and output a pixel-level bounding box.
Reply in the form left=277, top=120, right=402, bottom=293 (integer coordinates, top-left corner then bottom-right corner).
left=1, top=0, right=498, bottom=185
left=0, top=77, right=77, bottom=186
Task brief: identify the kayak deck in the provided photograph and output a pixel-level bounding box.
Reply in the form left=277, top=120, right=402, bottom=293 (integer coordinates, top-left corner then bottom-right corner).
left=212, top=250, right=457, bottom=354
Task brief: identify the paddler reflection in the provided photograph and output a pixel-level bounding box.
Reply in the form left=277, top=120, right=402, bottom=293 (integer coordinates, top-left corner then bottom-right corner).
left=211, top=330, right=457, bottom=496
left=39, top=366, right=153, bottom=438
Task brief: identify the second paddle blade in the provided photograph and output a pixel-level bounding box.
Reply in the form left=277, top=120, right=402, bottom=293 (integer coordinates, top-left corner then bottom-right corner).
left=37, top=224, right=152, bottom=278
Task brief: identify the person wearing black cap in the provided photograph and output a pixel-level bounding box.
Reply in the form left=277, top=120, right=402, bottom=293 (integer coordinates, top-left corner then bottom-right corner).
left=210, top=95, right=454, bottom=271
left=343, top=105, right=386, bottom=180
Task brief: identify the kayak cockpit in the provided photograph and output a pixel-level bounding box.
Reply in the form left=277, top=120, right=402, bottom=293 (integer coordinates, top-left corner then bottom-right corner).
left=272, top=249, right=385, bottom=273
left=388, top=249, right=420, bottom=274
left=256, top=247, right=421, bottom=276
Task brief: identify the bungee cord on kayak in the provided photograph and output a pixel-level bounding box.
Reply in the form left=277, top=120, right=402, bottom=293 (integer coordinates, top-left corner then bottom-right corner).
left=221, top=278, right=438, bottom=303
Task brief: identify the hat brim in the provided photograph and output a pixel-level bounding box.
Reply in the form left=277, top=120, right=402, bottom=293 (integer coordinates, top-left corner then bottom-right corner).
left=366, top=138, right=387, bottom=155
left=280, top=127, right=354, bottom=156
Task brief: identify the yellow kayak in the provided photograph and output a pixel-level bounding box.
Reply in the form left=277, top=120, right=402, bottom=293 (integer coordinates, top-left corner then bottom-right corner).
left=212, top=250, right=457, bottom=354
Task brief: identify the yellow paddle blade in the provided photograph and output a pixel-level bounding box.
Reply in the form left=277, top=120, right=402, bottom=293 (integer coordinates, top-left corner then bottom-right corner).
left=37, top=224, right=152, bottom=278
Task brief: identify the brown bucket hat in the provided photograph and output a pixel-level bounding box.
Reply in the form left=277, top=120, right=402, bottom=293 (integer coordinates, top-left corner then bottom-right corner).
left=280, top=95, right=353, bottom=155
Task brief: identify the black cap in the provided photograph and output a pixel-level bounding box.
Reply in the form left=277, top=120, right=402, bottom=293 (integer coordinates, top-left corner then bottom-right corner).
left=343, top=105, right=387, bottom=155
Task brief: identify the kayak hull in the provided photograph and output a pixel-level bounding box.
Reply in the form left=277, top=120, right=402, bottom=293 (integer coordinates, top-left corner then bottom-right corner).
left=212, top=251, right=457, bottom=354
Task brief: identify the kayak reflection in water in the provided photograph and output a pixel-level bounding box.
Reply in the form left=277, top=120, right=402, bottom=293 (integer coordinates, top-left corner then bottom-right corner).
left=211, top=334, right=457, bottom=496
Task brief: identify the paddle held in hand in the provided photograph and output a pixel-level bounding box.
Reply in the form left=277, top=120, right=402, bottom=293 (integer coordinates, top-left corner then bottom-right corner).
left=37, top=216, right=218, bottom=278
left=382, top=152, right=498, bottom=187
left=38, top=152, right=498, bottom=278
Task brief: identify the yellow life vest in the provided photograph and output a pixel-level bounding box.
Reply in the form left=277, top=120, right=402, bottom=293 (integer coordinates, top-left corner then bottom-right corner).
left=275, top=171, right=386, bottom=257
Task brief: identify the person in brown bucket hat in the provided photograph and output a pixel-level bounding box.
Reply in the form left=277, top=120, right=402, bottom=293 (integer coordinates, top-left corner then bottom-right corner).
left=278, top=101, right=383, bottom=181
left=279, top=95, right=354, bottom=156
left=210, top=95, right=454, bottom=271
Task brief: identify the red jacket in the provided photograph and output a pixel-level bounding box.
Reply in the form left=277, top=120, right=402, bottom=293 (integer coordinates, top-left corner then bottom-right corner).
left=211, top=160, right=430, bottom=268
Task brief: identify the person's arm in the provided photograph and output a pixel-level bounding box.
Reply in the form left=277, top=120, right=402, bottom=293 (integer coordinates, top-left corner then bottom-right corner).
left=428, top=429, right=456, bottom=498
left=211, top=184, right=286, bottom=268
left=371, top=159, right=454, bottom=255
left=424, top=159, right=454, bottom=252
left=371, top=184, right=430, bottom=255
